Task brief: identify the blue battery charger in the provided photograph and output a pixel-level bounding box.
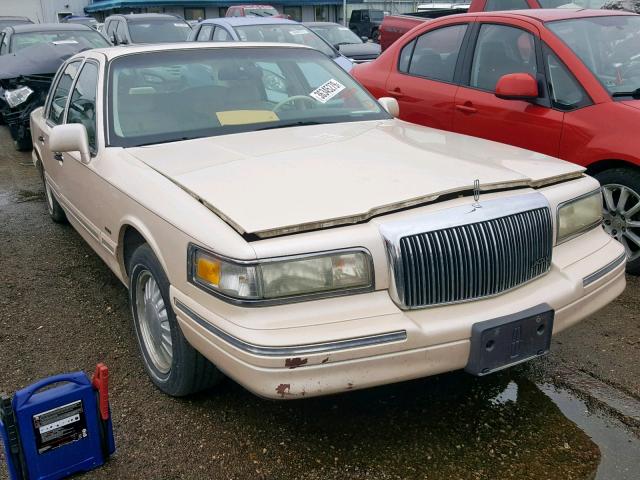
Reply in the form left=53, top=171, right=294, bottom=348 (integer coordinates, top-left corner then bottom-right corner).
left=0, top=366, right=115, bottom=480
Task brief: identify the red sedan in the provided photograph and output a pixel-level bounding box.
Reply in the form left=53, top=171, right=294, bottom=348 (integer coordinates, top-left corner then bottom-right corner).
left=353, top=9, right=640, bottom=273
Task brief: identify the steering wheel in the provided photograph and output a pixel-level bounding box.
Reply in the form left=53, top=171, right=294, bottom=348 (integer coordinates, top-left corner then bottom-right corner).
left=272, top=95, right=316, bottom=112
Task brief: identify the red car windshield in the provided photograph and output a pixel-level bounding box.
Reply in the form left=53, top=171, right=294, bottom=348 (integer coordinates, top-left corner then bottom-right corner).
left=548, top=15, right=640, bottom=96
left=245, top=7, right=279, bottom=16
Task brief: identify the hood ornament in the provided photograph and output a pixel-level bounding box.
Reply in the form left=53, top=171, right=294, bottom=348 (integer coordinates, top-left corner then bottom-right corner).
left=472, top=179, right=482, bottom=209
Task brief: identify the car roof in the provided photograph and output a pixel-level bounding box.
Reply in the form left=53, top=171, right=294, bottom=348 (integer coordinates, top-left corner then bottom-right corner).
left=233, top=4, right=278, bottom=7
left=476, top=8, right=637, bottom=23
left=10, top=23, right=96, bottom=33
left=304, top=22, right=342, bottom=27
left=201, top=17, right=297, bottom=27
left=84, top=41, right=316, bottom=60
left=108, top=13, right=183, bottom=21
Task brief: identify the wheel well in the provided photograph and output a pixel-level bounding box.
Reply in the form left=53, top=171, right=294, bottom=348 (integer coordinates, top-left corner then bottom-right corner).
left=121, top=226, right=146, bottom=276
left=585, top=159, right=638, bottom=176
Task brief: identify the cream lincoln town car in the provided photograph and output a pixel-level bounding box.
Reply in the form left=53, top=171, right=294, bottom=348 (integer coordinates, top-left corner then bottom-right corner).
left=31, top=43, right=626, bottom=399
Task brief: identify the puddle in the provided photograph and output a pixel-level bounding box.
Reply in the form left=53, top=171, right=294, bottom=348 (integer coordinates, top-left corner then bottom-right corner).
left=186, top=371, right=610, bottom=479
left=541, top=384, right=640, bottom=480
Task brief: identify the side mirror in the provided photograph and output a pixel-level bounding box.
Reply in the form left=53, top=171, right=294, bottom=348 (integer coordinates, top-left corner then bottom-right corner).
left=378, top=97, right=399, bottom=117
left=49, top=123, right=91, bottom=165
left=495, top=73, right=538, bottom=101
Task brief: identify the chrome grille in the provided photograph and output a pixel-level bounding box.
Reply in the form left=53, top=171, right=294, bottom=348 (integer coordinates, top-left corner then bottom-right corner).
left=398, top=207, right=552, bottom=308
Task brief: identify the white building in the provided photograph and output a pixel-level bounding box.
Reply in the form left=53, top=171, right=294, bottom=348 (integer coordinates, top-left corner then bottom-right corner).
left=0, top=0, right=91, bottom=23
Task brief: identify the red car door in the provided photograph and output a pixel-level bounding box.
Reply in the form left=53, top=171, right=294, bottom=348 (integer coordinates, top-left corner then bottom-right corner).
left=385, top=21, right=471, bottom=131
left=453, top=19, right=564, bottom=157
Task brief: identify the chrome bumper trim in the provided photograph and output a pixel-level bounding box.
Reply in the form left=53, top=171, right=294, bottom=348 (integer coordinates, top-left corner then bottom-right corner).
left=174, top=299, right=407, bottom=357
left=583, top=252, right=626, bottom=287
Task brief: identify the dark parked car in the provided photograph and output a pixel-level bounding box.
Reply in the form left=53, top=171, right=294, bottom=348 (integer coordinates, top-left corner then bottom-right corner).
left=0, top=25, right=109, bottom=150
left=0, top=16, right=32, bottom=30
left=349, top=9, right=385, bottom=42
left=306, top=21, right=380, bottom=63
left=103, top=13, right=191, bottom=45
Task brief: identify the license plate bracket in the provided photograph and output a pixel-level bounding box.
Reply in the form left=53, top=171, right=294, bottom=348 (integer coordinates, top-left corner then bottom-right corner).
left=465, top=304, right=554, bottom=376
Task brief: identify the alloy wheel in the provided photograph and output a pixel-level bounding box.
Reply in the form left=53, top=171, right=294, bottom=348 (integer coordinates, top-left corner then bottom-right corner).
left=602, top=183, right=640, bottom=263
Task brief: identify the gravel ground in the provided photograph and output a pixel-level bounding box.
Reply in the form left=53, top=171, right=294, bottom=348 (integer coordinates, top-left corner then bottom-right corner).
left=0, top=127, right=638, bottom=479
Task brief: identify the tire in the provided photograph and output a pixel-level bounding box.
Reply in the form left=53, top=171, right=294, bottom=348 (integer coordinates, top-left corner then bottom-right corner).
left=372, top=29, right=380, bottom=43
left=13, top=130, right=32, bottom=151
left=128, top=243, right=223, bottom=396
left=594, top=167, right=640, bottom=275
left=38, top=161, right=67, bottom=223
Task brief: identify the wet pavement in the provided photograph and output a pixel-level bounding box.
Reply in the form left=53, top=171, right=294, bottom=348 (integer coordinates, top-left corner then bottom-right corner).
left=1, top=126, right=639, bottom=479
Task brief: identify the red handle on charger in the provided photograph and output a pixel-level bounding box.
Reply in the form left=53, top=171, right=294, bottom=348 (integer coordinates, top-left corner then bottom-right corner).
left=91, top=363, right=109, bottom=421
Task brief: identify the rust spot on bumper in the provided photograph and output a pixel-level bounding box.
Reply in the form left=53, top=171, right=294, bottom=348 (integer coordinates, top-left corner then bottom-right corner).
left=276, top=384, right=291, bottom=396
left=321, top=357, right=329, bottom=364
left=285, top=357, right=308, bottom=369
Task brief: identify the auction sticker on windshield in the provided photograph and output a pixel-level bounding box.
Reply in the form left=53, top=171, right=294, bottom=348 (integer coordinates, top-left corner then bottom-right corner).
left=309, top=79, right=345, bottom=104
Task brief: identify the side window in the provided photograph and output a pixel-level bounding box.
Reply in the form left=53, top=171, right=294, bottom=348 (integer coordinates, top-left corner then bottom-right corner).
left=470, top=24, right=537, bottom=91
left=67, top=62, right=99, bottom=150
left=116, top=21, right=128, bottom=42
left=48, top=61, right=81, bottom=125
left=105, top=20, right=115, bottom=36
left=0, top=34, right=8, bottom=55
left=212, top=27, right=232, bottom=41
left=352, top=11, right=360, bottom=22
left=545, top=49, right=588, bottom=110
left=407, top=25, right=467, bottom=82
left=398, top=39, right=416, bottom=73
left=196, top=25, right=213, bottom=41
left=485, top=0, right=529, bottom=11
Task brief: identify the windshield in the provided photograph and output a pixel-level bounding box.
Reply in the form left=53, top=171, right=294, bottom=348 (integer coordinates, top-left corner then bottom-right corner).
left=67, top=18, right=98, bottom=25
left=548, top=15, right=640, bottom=96
left=128, top=19, right=191, bottom=43
left=245, top=7, right=279, bottom=16
left=310, top=25, right=362, bottom=45
left=233, top=24, right=335, bottom=57
left=11, top=30, right=109, bottom=52
left=108, top=47, right=388, bottom=147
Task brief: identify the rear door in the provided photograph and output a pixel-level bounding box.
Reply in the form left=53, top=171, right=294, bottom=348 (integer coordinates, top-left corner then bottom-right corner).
left=385, top=21, right=471, bottom=131
left=452, top=19, right=564, bottom=157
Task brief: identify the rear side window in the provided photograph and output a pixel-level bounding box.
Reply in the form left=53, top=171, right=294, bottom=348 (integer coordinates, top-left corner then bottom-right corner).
left=213, top=27, right=232, bottom=41
left=398, top=40, right=416, bottom=73
left=196, top=25, right=213, bottom=41
left=48, top=61, right=82, bottom=125
left=406, top=25, right=467, bottom=82
left=485, top=0, right=529, bottom=11
left=67, top=62, right=99, bottom=150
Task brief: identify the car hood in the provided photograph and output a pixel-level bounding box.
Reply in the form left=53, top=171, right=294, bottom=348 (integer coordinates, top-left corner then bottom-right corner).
left=127, top=120, right=584, bottom=238
left=338, top=42, right=381, bottom=58
left=620, top=99, right=640, bottom=111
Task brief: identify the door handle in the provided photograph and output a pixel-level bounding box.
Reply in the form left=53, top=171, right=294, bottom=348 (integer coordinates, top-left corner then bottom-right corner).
left=387, top=88, right=405, bottom=99
left=37, top=135, right=45, bottom=144
left=53, top=152, right=63, bottom=162
left=455, top=104, right=477, bottom=114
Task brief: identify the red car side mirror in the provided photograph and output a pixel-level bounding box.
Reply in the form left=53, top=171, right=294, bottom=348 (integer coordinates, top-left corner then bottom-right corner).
left=495, top=73, right=538, bottom=101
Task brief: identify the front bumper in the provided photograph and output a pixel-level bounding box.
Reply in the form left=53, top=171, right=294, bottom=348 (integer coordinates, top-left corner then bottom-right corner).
left=172, top=233, right=626, bottom=399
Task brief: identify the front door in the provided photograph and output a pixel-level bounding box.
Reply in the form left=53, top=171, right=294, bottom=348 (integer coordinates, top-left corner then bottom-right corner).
left=453, top=22, right=564, bottom=157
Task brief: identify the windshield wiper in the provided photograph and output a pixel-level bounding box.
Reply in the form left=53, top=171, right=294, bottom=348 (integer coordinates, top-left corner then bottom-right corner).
left=256, top=120, right=326, bottom=131
left=334, top=41, right=354, bottom=46
left=612, top=88, right=640, bottom=99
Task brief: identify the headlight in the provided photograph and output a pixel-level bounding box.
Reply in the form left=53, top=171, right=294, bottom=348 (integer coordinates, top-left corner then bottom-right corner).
left=557, top=190, right=602, bottom=243
left=189, top=245, right=374, bottom=305
left=4, top=86, right=33, bottom=108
